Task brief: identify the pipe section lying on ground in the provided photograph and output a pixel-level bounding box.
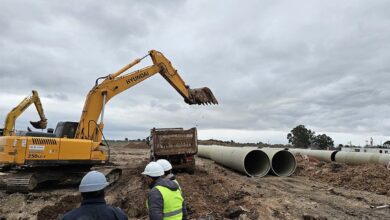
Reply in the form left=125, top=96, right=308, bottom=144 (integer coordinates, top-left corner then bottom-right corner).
left=289, top=148, right=390, bottom=166
left=379, top=154, right=390, bottom=166
left=259, top=148, right=297, bottom=177
left=335, top=151, right=390, bottom=166
left=197, top=145, right=212, bottom=159
left=288, top=149, right=338, bottom=162
left=198, top=145, right=270, bottom=177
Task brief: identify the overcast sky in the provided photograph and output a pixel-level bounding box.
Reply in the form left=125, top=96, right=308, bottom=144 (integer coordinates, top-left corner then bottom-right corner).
left=1, top=0, right=390, bottom=146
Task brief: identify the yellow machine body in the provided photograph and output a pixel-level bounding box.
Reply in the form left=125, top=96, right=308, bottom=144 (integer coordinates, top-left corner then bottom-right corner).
left=0, top=136, right=106, bottom=166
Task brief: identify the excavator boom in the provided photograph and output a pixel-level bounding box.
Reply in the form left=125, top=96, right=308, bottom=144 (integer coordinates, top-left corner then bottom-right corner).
left=75, top=50, right=217, bottom=141
left=2, top=90, right=47, bottom=136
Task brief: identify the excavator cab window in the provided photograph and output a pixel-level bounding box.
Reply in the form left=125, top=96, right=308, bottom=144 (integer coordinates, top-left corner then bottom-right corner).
left=0, top=128, right=3, bottom=136
left=54, top=122, right=79, bottom=138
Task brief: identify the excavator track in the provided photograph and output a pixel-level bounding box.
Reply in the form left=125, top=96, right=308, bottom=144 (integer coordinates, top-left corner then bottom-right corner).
left=92, top=166, right=122, bottom=186
left=6, top=172, right=37, bottom=193
left=1, top=166, right=122, bottom=193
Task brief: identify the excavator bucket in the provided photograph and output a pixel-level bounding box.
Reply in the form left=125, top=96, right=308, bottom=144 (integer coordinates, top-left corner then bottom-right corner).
left=187, top=87, right=218, bottom=105
left=30, top=120, right=48, bottom=129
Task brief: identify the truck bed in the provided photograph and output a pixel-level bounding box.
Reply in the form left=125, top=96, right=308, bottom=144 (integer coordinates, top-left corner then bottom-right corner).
left=151, top=128, right=197, bottom=156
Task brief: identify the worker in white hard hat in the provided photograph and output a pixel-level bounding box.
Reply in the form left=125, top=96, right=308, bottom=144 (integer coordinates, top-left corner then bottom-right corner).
left=156, top=159, right=181, bottom=190
left=61, top=171, right=128, bottom=220
left=142, top=161, right=187, bottom=220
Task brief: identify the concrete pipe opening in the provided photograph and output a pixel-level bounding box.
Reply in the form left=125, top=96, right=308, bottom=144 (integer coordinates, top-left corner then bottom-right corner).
left=271, top=150, right=296, bottom=177
left=244, top=150, right=270, bottom=177
left=330, top=151, right=339, bottom=162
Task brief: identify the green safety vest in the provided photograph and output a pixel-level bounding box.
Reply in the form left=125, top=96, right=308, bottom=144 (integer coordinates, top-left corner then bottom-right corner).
left=146, top=185, right=184, bottom=220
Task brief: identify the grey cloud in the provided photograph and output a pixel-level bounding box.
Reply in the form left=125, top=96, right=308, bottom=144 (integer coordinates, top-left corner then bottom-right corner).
left=45, top=93, right=69, bottom=101
left=1, top=0, right=390, bottom=143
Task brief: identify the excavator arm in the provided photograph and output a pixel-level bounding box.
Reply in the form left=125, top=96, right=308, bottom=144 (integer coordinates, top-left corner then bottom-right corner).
left=2, top=90, right=48, bottom=136
left=75, top=50, right=217, bottom=141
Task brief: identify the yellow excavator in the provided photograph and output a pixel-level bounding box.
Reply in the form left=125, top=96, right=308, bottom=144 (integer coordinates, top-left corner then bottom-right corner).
left=0, top=90, right=48, bottom=137
left=0, top=50, right=217, bottom=192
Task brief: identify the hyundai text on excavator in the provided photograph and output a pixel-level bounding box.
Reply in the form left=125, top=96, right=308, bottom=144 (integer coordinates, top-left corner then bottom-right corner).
left=0, top=90, right=48, bottom=137
left=0, top=50, right=217, bottom=192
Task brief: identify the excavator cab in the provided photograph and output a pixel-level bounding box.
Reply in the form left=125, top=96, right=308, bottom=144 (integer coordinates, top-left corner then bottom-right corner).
left=54, top=121, right=79, bottom=138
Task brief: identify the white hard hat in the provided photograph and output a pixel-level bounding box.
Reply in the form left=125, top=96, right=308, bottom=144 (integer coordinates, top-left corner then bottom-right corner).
left=142, top=161, right=164, bottom=177
left=79, top=171, right=109, bottom=193
left=156, top=159, right=173, bottom=172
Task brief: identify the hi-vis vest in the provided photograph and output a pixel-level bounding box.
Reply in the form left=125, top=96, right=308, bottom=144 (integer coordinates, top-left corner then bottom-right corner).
left=147, top=185, right=184, bottom=220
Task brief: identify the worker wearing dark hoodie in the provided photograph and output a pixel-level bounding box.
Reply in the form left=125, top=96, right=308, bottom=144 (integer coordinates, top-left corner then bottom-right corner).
left=142, top=161, right=187, bottom=220
left=62, top=171, right=128, bottom=220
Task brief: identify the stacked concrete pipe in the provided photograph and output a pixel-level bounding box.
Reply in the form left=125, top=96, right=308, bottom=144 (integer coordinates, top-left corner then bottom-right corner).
left=198, top=145, right=271, bottom=177
left=244, top=147, right=297, bottom=176
left=260, top=148, right=297, bottom=177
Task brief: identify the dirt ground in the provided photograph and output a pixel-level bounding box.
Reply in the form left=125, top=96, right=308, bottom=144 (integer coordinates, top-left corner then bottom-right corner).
left=1, top=142, right=390, bottom=220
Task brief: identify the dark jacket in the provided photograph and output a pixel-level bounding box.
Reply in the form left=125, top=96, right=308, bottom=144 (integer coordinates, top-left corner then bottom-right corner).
left=61, top=197, right=128, bottom=220
left=147, top=177, right=187, bottom=220
left=166, top=173, right=181, bottom=190
left=166, top=173, right=176, bottom=180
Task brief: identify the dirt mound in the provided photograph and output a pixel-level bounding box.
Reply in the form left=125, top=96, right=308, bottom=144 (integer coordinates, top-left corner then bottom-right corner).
left=295, top=156, right=390, bottom=195
left=178, top=168, right=259, bottom=219
left=109, top=164, right=149, bottom=219
left=37, top=194, right=80, bottom=220
left=123, top=141, right=149, bottom=149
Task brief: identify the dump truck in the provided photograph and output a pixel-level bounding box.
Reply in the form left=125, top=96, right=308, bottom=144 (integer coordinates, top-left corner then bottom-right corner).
left=149, top=127, right=198, bottom=174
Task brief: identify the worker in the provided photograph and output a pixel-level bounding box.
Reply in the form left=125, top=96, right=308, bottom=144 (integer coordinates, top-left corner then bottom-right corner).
left=142, top=161, right=187, bottom=220
left=61, top=171, right=128, bottom=220
left=156, top=159, right=181, bottom=190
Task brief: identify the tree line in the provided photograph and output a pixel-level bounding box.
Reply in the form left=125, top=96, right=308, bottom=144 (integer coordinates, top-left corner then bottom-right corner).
left=287, top=125, right=334, bottom=149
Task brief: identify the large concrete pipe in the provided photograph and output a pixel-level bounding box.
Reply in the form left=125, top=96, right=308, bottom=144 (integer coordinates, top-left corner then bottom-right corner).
left=379, top=154, right=390, bottom=166
left=288, top=149, right=338, bottom=162
left=197, top=145, right=212, bottom=159
left=288, top=148, right=310, bottom=155
left=198, top=145, right=271, bottom=177
left=334, top=151, right=389, bottom=165
left=260, top=148, right=297, bottom=177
